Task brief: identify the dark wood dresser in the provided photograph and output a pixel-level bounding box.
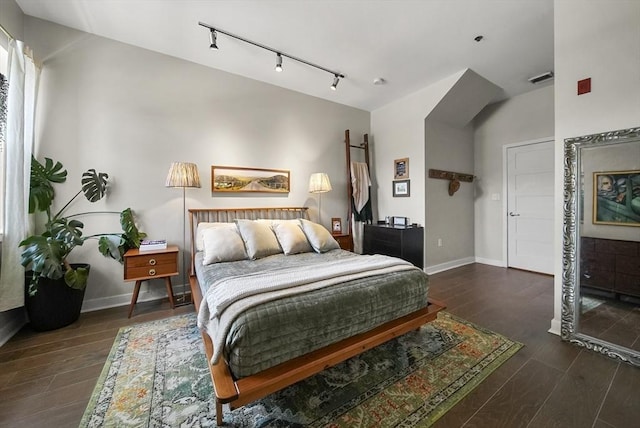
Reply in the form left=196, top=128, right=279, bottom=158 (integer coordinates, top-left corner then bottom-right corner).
left=363, top=224, right=424, bottom=269
left=581, top=237, right=640, bottom=298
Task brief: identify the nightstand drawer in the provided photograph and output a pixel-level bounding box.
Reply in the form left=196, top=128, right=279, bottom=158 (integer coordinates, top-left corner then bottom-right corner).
left=125, top=252, right=176, bottom=269
left=124, top=246, right=179, bottom=281
left=125, top=263, right=178, bottom=280
left=332, top=234, right=353, bottom=251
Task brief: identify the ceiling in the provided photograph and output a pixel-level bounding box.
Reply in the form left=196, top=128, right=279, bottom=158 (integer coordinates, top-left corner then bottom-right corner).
left=15, top=0, right=554, bottom=112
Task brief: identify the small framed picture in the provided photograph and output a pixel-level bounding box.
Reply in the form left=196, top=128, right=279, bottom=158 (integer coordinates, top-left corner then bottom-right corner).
left=331, top=217, right=343, bottom=234
left=394, top=158, right=409, bottom=179
left=393, top=179, right=410, bottom=197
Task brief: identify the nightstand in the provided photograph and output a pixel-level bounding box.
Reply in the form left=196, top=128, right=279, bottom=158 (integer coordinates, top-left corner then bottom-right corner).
left=124, top=245, right=179, bottom=317
left=332, top=233, right=353, bottom=251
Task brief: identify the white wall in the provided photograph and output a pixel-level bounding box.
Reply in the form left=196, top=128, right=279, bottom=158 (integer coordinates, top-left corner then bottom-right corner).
left=425, top=120, right=474, bottom=268
left=24, top=17, right=369, bottom=311
left=552, top=0, right=640, bottom=333
left=370, top=70, right=466, bottom=227
left=473, top=85, right=554, bottom=266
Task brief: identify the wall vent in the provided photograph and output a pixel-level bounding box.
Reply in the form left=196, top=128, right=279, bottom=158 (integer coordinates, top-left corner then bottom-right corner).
left=528, top=71, right=554, bottom=84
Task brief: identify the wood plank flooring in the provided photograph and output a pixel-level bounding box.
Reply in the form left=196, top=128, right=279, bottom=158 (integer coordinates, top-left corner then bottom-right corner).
left=1, top=263, right=638, bottom=427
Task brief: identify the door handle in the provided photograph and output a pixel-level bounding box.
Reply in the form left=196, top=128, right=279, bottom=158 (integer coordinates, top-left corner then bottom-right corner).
left=509, top=212, right=520, bottom=217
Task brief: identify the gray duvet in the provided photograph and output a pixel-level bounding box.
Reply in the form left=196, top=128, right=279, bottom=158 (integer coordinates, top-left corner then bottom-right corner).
left=195, top=249, right=429, bottom=378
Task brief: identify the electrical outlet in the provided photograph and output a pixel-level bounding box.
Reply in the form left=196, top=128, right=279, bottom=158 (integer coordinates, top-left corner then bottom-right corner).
left=437, top=238, right=443, bottom=247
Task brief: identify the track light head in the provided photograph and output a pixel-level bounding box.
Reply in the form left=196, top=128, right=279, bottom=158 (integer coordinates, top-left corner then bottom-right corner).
left=275, top=53, right=283, bottom=72
left=209, top=29, right=218, bottom=50
left=330, top=74, right=340, bottom=91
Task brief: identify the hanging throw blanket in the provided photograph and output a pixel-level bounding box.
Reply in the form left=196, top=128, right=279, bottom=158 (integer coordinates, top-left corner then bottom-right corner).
left=350, top=161, right=371, bottom=215
left=197, top=254, right=418, bottom=364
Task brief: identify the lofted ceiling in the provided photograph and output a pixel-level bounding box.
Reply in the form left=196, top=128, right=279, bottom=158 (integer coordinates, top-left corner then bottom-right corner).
left=15, top=0, right=554, bottom=111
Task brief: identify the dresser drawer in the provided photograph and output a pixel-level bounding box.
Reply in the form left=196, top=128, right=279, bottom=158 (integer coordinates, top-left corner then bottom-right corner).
left=595, top=239, right=638, bottom=255
left=125, top=252, right=176, bottom=268
left=581, top=249, right=615, bottom=272
left=615, top=273, right=640, bottom=297
left=616, top=254, right=640, bottom=275
left=581, top=269, right=615, bottom=291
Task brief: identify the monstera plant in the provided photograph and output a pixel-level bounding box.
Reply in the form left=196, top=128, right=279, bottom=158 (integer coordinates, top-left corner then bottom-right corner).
left=19, top=156, right=146, bottom=330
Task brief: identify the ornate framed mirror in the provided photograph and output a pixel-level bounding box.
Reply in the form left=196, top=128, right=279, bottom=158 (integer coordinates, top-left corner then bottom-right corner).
left=562, top=126, right=640, bottom=367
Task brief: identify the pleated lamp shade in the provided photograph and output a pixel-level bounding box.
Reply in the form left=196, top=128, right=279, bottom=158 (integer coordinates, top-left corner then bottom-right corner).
left=165, top=162, right=201, bottom=188
left=308, top=172, right=332, bottom=193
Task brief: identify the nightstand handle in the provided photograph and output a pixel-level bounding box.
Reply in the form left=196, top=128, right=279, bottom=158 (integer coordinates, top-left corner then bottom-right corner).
left=149, top=258, right=157, bottom=266
left=148, top=268, right=156, bottom=276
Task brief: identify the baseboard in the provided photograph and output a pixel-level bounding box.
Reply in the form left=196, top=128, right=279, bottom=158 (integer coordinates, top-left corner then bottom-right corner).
left=82, top=282, right=191, bottom=313
left=0, top=308, right=27, bottom=347
left=548, top=318, right=561, bottom=336
left=474, top=257, right=506, bottom=268
left=425, top=257, right=475, bottom=275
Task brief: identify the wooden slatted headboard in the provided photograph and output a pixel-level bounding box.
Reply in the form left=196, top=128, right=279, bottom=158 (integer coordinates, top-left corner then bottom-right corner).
left=187, top=207, right=310, bottom=275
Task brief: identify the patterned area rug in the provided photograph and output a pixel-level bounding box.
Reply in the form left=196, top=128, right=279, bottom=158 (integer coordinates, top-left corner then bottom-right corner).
left=80, top=312, right=522, bottom=427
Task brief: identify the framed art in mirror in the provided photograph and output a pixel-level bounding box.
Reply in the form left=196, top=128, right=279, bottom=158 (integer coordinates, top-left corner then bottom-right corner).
left=592, top=170, right=640, bottom=226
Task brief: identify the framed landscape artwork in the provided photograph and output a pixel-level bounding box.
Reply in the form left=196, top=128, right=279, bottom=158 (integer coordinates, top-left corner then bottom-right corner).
left=211, top=166, right=290, bottom=193
left=592, top=170, right=640, bottom=226
left=393, top=179, right=410, bottom=197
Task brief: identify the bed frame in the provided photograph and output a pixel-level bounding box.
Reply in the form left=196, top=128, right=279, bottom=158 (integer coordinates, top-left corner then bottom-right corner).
left=188, top=207, right=445, bottom=426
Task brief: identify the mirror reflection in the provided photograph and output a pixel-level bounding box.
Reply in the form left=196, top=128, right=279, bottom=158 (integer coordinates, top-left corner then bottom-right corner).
left=562, top=127, right=640, bottom=367
left=579, top=142, right=640, bottom=351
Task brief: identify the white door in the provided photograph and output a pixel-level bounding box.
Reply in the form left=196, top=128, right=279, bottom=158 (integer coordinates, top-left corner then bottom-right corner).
left=507, top=141, right=554, bottom=275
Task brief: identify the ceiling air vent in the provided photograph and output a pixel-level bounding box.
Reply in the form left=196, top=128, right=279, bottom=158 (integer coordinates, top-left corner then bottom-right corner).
left=528, top=71, right=554, bottom=84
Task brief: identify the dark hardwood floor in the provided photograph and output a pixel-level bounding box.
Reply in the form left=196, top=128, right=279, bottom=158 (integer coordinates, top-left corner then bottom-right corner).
left=1, top=263, right=638, bottom=427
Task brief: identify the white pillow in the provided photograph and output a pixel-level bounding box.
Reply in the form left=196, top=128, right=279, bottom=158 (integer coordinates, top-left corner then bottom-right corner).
left=272, top=221, right=313, bottom=255
left=195, top=222, right=236, bottom=252
left=202, top=227, right=248, bottom=265
left=299, top=219, right=340, bottom=253
left=236, top=219, right=282, bottom=259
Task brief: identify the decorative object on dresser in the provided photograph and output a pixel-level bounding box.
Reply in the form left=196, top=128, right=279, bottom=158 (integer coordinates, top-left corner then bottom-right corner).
left=363, top=223, right=424, bottom=269
left=123, top=245, right=179, bottom=318
left=308, top=172, right=332, bottom=225
left=211, top=165, right=290, bottom=193
left=166, top=161, right=201, bottom=304
left=581, top=237, right=640, bottom=299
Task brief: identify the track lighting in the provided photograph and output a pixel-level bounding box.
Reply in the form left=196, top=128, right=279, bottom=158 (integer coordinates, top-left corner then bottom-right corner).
left=209, top=29, right=218, bottom=50
left=330, top=75, right=340, bottom=91
left=199, top=22, right=345, bottom=90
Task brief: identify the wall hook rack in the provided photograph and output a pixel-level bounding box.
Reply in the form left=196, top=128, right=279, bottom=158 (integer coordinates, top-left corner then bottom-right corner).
left=428, top=169, right=475, bottom=196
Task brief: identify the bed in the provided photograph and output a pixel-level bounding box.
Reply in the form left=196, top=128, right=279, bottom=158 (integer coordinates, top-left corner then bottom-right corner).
left=188, top=207, right=444, bottom=425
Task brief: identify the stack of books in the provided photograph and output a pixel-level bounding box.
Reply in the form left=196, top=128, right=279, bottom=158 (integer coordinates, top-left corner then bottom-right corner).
left=139, top=239, right=167, bottom=252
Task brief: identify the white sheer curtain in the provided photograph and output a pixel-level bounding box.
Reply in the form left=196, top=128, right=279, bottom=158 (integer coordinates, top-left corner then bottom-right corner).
left=0, top=40, right=38, bottom=311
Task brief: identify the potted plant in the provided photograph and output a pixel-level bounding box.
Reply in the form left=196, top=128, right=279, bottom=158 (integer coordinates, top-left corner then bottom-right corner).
left=19, top=156, right=146, bottom=331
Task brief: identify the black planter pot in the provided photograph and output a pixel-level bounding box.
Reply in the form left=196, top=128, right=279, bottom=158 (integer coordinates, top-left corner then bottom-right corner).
left=24, top=264, right=90, bottom=332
